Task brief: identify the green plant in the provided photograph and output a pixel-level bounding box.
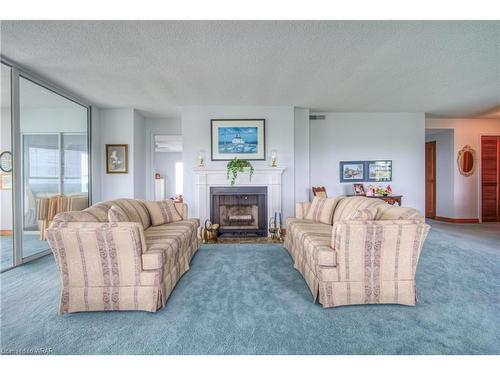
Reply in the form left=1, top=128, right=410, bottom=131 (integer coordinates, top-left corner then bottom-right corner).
left=226, top=158, right=254, bottom=186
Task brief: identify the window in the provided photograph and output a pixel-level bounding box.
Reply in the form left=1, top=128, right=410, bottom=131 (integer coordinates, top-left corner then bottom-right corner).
left=175, top=161, right=183, bottom=196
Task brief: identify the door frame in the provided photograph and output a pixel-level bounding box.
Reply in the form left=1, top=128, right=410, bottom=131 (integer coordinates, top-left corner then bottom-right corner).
left=147, top=131, right=182, bottom=200
left=478, top=133, right=500, bottom=223
left=425, top=141, right=437, bottom=219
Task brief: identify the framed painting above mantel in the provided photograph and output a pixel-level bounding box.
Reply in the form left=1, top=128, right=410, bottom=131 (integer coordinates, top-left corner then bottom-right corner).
left=211, top=119, right=265, bottom=161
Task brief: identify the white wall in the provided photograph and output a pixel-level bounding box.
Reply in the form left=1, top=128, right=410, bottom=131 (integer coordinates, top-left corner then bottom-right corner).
left=181, top=106, right=295, bottom=220
left=425, top=130, right=454, bottom=218
left=133, top=110, right=146, bottom=200
left=426, top=118, right=500, bottom=219
left=310, top=112, right=426, bottom=212
left=92, top=112, right=182, bottom=202
left=90, top=107, right=101, bottom=204
left=154, top=152, right=182, bottom=199
left=294, top=107, right=310, bottom=203
left=144, top=117, right=182, bottom=200
left=98, top=108, right=135, bottom=201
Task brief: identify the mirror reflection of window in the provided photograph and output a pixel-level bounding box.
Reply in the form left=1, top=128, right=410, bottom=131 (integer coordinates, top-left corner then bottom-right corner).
left=19, top=76, right=89, bottom=259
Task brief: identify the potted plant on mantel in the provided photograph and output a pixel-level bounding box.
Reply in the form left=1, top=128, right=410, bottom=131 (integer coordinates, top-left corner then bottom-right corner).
left=227, top=158, right=254, bottom=186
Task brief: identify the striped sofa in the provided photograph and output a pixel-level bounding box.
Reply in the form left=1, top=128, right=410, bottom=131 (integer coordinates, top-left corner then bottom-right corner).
left=46, top=198, right=199, bottom=314
left=284, top=196, right=430, bottom=308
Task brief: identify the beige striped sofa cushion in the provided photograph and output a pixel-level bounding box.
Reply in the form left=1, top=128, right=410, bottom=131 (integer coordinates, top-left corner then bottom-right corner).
left=332, top=196, right=388, bottom=222
left=287, top=220, right=336, bottom=267
left=145, top=200, right=183, bottom=226
left=295, top=202, right=312, bottom=219
left=52, top=211, right=102, bottom=223
left=304, top=197, right=339, bottom=224
left=108, top=205, right=130, bottom=222
left=110, top=199, right=152, bottom=229
left=376, top=205, right=425, bottom=222
left=144, top=219, right=200, bottom=269
left=82, top=201, right=114, bottom=222
left=346, top=206, right=378, bottom=220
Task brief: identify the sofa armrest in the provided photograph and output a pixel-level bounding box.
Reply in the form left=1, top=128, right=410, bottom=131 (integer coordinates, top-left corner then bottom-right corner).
left=331, top=220, right=430, bottom=282
left=295, top=202, right=312, bottom=219
left=46, top=222, right=152, bottom=287
left=175, top=203, right=188, bottom=220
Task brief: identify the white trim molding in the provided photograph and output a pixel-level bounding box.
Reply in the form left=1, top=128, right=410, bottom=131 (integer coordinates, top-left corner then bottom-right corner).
left=192, top=167, right=286, bottom=225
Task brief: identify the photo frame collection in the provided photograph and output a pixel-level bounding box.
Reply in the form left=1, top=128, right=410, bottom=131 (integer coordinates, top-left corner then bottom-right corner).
left=340, top=160, right=392, bottom=182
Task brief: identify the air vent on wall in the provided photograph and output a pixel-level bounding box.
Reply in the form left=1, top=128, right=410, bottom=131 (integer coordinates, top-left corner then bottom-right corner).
left=309, top=114, right=326, bottom=120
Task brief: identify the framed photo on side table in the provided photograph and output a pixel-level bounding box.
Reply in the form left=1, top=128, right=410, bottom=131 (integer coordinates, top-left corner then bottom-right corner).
left=106, top=144, right=129, bottom=174
left=211, top=119, right=265, bottom=161
left=353, top=183, right=365, bottom=195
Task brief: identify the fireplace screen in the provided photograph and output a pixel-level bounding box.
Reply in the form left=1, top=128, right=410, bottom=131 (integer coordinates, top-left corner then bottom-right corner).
left=219, top=195, right=259, bottom=229
left=210, top=186, right=267, bottom=237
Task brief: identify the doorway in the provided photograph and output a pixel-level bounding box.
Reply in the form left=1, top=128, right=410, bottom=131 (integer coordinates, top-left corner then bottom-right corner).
left=425, top=141, right=436, bottom=219
left=481, top=136, right=500, bottom=222
left=153, top=134, right=183, bottom=200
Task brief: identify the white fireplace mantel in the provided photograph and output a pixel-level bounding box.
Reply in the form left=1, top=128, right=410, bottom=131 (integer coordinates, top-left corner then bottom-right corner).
left=193, top=167, right=286, bottom=225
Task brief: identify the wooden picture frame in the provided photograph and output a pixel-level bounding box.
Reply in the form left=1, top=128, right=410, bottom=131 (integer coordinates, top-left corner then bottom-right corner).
left=106, top=144, right=129, bottom=174
left=457, top=145, right=476, bottom=177
left=211, top=119, right=266, bottom=161
left=312, top=186, right=328, bottom=197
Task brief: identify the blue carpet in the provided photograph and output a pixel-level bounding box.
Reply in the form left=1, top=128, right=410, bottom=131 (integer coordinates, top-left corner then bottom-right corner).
left=1, top=221, right=499, bottom=355
left=1, top=234, right=50, bottom=270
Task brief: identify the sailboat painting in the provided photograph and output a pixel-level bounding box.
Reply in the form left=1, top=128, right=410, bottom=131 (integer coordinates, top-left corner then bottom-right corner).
left=218, top=127, right=258, bottom=154
left=211, top=119, right=265, bottom=160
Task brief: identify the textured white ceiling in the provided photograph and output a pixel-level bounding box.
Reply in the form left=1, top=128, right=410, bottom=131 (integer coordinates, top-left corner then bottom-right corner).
left=1, top=21, right=499, bottom=118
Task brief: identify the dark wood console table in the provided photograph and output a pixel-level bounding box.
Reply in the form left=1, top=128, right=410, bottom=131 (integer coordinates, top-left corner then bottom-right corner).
left=348, top=195, right=402, bottom=206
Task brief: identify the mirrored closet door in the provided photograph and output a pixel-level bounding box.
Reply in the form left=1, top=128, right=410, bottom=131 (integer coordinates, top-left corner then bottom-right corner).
left=18, top=76, right=90, bottom=260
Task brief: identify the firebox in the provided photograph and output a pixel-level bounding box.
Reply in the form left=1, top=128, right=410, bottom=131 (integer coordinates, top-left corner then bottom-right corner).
left=210, top=186, right=267, bottom=237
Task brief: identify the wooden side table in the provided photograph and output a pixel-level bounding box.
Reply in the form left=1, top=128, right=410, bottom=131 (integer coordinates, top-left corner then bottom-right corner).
left=348, top=195, right=403, bottom=206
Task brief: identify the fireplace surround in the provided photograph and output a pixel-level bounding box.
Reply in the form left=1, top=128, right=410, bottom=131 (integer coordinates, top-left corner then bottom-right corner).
left=210, top=186, right=267, bottom=237
left=192, top=167, right=285, bottom=235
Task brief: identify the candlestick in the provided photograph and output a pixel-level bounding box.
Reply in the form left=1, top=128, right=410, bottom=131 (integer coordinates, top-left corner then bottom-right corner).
left=271, top=150, right=278, bottom=167
left=197, top=150, right=205, bottom=167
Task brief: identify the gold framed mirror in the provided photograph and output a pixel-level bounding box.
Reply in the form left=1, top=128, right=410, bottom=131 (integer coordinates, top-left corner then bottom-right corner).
left=457, top=145, right=476, bottom=177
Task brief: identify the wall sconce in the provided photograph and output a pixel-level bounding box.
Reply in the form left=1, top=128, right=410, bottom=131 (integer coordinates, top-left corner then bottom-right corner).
left=197, top=150, right=205, bottom=167
left=271, top=150, right=278, bottom=167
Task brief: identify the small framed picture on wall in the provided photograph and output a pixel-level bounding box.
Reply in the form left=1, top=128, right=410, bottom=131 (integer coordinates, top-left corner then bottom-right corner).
left=340, top=161, right=365, bottom=182
left=106, top=144, right=129, bottom=174
left=366, top=160, right=392, bottom=182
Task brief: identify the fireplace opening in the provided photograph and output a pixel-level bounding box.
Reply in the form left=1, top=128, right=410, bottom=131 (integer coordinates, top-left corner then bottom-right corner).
left=210, top=186, right=267, bottom=237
